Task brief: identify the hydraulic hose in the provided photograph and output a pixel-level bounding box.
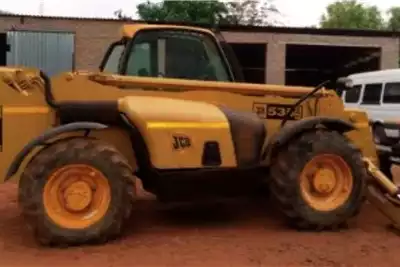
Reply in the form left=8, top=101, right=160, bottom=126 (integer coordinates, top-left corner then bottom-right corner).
left=39, top=70, right=59, bottom=109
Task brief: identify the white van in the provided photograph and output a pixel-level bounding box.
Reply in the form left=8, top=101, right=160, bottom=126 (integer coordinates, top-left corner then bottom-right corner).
left=341, top=69, right=400, bottom=141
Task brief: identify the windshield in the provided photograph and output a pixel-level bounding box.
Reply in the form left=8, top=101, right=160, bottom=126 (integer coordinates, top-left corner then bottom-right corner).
left=124, top=30, right=232, bottom=82
left=102, top=43, right=125, bottom=74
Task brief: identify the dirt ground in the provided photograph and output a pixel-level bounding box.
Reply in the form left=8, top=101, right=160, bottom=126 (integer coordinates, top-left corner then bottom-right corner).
left=1, top=170, right=400, bottom=267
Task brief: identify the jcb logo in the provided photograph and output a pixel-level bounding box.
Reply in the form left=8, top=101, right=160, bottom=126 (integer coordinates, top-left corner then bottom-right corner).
left=172, top=135, right=191, bottom=150
left=253, top=103, right=267, bottom=118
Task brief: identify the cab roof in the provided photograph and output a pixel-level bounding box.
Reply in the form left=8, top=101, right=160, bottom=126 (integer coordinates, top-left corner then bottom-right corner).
left=121, top=23, right=214, bottom=38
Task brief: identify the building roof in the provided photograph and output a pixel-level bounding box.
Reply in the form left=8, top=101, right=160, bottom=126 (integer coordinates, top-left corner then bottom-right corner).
left=0, top=13, right=399, bottom=38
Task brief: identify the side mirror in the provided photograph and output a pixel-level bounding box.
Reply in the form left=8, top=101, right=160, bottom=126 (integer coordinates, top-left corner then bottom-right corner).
left=336, top=77, right=354, bottom=91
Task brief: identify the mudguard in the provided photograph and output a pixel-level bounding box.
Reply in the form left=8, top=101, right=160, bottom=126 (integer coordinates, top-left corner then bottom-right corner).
left=5, top=122, right=107, bottom=181
left=266, top=116, right=355, bottom=158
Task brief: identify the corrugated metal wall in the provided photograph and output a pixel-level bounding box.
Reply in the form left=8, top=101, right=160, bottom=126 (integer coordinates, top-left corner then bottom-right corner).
left=6, top=30, right=75, bottom=76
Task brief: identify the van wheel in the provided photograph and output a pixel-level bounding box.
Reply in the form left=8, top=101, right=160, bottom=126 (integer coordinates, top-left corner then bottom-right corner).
left=373, top=123, right=397, bottom=146
left=269, top=130, right=367, bottom=230
left=373, top=124, right=385, bottom=144
left=18, top=137, right=135, bottom=246
left=378, top=153, right=394, bottom=181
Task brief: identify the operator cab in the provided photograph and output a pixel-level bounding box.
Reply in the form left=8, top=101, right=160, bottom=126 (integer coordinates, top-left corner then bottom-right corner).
left=99, top=24, right=244, bottom=83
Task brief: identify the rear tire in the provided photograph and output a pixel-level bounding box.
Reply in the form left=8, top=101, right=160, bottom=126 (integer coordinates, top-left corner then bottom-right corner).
left=269, top=130, right=367, bottom=230
left=18, top=137, right=135, bottom=246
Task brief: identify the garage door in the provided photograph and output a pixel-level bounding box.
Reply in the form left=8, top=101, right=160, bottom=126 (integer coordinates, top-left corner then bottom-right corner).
left=6, top=30, right=75, bottom=76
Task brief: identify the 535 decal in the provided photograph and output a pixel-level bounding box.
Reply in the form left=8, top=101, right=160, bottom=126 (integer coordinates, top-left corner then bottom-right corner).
left=253, top=103, right=303, bottom=120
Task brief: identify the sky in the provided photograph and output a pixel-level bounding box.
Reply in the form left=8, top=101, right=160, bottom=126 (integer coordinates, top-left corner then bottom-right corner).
left=0, top=0, right=399, bottom=27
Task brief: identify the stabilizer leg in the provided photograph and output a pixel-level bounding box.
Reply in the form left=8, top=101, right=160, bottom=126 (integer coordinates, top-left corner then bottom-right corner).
left=363, top=158, right=400, bottom=233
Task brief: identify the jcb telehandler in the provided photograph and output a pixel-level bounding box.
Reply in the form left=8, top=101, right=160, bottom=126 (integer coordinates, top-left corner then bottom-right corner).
left=0, top=23, right=399, bottom=246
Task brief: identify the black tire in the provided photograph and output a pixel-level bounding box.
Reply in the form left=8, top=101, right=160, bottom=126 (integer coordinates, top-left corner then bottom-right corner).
left=269, top=130, right=367, bottom=230
left=18, top=137, right=135, bottom=246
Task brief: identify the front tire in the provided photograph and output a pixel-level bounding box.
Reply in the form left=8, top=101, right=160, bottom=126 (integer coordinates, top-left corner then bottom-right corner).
left=18, top=137, right=135, bottom=246
left=269, top=130, right=367, bottom=230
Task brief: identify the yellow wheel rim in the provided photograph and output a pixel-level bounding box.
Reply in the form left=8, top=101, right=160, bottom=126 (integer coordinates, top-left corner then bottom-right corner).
left=43, top=164, right=111, bottom=229
left=299, top=154, right=354, bottom=212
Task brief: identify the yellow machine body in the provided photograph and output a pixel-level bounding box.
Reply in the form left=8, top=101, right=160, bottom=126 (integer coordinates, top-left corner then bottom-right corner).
left=0, top=67, right=378, bottom=182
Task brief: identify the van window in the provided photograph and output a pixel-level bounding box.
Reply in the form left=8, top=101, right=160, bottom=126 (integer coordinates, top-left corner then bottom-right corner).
left=383, top=82, right=400, bottom=103
left=344, top=85, right=362, bottom=103
left=361, top=83, right=382, bottom=105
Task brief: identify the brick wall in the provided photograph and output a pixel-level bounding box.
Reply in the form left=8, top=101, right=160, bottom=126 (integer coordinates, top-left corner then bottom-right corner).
left=0, top=14, right=399, bottom=85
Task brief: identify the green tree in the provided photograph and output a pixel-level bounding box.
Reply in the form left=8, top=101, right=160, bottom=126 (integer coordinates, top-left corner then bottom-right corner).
left=387, top=7, right=400, bottom=31
left=134, top=0, right=229, bottom=24
left=115, top=0, right=280, bottom=26
left=320, top=0, right=384, bottom=30
left=386, top=7, right=400, bottom=66
left=224, top=0, right=280, bottom=26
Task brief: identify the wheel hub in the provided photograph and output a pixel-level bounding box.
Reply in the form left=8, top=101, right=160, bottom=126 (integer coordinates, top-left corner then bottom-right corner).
left=312, top=168, right=336, bottom=194
left=62, top=180, right=93, bottom=212
left=300, top=154, right=354, bottom=212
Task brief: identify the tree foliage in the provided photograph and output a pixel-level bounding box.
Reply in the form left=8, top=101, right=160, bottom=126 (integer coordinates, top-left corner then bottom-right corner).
left=135, top=0, right=228, bottom=24
left=115, top=0, right=280, bottom=26
left=320, top=0, right=384, bottom=30
left=387, top=7, right=400, bottom=31
left=223, top=0, right=279, bottom=26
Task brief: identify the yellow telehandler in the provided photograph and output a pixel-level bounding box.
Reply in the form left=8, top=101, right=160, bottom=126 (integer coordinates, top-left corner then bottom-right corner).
left=0, top=23, right=399, bottom=246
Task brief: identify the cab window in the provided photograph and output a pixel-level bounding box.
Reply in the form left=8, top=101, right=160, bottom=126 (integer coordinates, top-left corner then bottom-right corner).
left=102, top=43, right=125, bottom=74
left=125, top=30, right=231, bottom=82
left=126, top=42, right=151, bottom=76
